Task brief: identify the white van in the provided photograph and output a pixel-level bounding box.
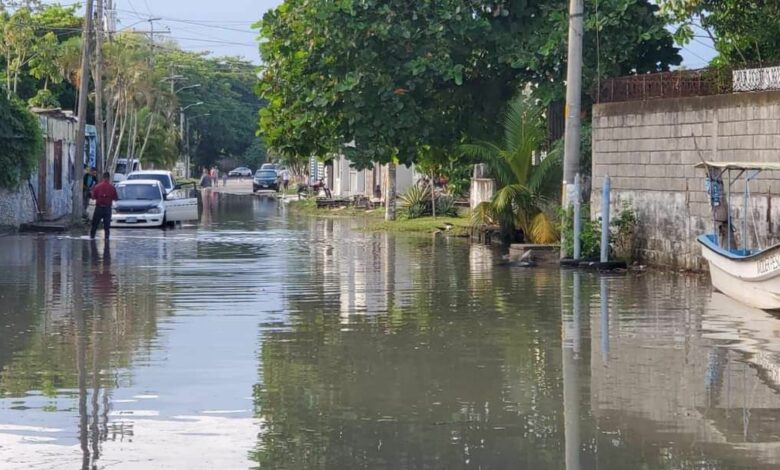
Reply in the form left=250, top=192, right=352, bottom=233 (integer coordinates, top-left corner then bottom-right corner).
left=114, top=158, right=142, bottom=183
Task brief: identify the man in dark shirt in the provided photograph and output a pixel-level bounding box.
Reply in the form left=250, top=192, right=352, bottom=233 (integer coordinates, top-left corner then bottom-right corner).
left=90, top=172, right=118, bottom=239
left=82, top=167, right=98, bottom=210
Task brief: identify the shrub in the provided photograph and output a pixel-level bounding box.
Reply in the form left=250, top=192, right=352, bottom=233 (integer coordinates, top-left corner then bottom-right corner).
left=434, top=194, right=458, bottom=217
left=399, top=185, right=458, bottom=219
left=560, top=203, right=639, bottom=261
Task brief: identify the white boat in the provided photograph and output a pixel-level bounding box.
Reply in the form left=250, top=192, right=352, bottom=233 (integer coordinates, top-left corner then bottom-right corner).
left=696, top=161, right=780, bottom=310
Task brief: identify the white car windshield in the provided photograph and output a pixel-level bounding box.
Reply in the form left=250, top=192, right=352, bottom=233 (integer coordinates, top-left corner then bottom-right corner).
left=118, top=184, right=162, bottom=201
left=127, top=173, right=172, bottom=190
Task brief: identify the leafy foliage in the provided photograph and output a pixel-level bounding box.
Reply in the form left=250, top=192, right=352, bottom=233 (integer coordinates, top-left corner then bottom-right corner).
left=256, top=0, right=679, bottom=169
left=0, top=93, right=42, bottom=189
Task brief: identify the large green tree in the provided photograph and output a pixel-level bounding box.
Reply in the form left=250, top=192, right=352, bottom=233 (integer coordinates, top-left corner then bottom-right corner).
left=257, top=0, right=679, bottom=220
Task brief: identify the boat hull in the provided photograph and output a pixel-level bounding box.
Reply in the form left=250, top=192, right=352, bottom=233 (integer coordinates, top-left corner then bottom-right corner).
left=699, top=235, right=780, bottom=310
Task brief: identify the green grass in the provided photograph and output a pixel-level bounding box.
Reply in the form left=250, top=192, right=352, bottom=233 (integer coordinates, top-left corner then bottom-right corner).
left=287, top=198, right=385, bottom=218
left=288, top=199, right=471, bottom=236
left=364, top=215, right=470, bottom=236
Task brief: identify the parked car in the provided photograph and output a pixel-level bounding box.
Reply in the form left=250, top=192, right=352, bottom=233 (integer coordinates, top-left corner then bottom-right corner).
left=126, top=170, right=180, bottom=196
left=107, top=179, right=198, bottom=228
left=228, top=166, right=253, bottom=177
left=113, top=158, right=142, bottom=183
left=253, top=169, right=279, bottom=192
left=260, top=163, right=277, bottom=171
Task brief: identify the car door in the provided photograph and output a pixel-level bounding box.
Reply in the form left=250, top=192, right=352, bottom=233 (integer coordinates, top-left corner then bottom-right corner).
left=164, top=191, right=198, bottom=222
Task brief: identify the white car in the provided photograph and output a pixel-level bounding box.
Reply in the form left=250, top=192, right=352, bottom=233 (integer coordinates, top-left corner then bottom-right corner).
left=126, top=170, right=179, bottom=196
left=110, top=179, right=198, bottom=228
left=228, top=167, right=253, bottom=177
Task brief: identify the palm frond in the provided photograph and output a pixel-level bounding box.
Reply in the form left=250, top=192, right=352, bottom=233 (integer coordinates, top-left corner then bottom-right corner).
left=527, top=142, right=563, bottom=195
left=470, top=201, right=497, bottom=227
left=493, top=183, right=530, bottom=212
left=503, top=96, right=544, bottom=185
left=528, top=212, right=560, bottom=244
left=459, top=141, right=515, bottom=187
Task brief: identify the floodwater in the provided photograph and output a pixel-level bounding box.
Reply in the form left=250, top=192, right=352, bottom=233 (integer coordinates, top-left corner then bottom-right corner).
left=2, top=195, right=780, bottom=469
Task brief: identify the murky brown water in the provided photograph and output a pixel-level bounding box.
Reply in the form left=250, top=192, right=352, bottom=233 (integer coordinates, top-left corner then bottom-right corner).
left=2, top=194, right=780, bottom=469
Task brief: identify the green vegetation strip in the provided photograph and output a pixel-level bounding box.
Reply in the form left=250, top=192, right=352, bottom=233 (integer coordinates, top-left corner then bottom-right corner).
left=363, top=216, right=470, bottom=236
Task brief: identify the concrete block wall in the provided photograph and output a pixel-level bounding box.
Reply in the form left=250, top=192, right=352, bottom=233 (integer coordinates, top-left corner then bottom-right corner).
left=592, top=90, right=780, bottom=270
left=0, top=184, right=36, bottom=228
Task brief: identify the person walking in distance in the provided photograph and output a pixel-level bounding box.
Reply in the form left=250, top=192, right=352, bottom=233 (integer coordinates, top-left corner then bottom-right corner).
left=90, top=172, right=118, bottom=240
left=280, top=167, right=290, bottom=192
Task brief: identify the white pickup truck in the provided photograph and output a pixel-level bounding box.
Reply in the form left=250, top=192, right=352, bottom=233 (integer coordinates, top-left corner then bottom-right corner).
left=87, top=170, right=198, bottom=228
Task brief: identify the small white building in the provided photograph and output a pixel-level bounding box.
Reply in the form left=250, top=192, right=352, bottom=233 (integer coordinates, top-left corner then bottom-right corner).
left=329, top=154, right=418, bottom=199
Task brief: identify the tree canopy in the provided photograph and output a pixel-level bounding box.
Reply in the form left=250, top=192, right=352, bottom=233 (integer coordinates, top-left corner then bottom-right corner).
left=257, top=0, right=680, bottom=170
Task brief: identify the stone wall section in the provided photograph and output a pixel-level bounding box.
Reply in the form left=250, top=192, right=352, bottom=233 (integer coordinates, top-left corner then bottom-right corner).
left=592, top=90, right=780, bottom=270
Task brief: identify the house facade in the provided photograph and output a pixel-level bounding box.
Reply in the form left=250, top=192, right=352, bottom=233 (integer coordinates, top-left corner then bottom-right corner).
left=329, top=154, right=418, bottom=199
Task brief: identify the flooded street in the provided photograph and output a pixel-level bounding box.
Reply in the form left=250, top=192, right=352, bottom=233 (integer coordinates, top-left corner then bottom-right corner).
left=3, top=194, right=780, bottom=469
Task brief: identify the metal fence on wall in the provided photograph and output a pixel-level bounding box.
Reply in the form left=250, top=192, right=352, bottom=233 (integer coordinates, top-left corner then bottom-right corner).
left=596, top=68, right=733, bottom=103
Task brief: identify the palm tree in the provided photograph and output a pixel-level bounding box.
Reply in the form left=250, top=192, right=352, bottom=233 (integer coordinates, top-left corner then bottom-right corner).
left=461, top=96, right=561, bottom=244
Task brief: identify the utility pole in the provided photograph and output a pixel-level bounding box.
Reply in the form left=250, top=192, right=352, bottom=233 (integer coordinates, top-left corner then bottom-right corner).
left=94, top=0, right=105, bottom=175
left=73, top=0, right=95, bottom=222
left=562, top=0, right=584, bottom=202
left=561, top=0, right=584, bottom=258
left=105, top=0, right=116, bottom=37
left=148, top=17, right=162, bottom=65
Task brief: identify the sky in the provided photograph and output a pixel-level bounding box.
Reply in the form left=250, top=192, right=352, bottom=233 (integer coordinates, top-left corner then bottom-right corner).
left=49, top=1, right=715, bottom=67
left=113, top=0, right=281, bottom=64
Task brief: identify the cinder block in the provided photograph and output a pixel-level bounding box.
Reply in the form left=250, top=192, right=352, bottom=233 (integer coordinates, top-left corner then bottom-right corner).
left=761, top=120, right=779, bottom=135
left=737, top=135, right=754, bottom=150
left=646, top=165, right=666, bottom=177
left=730, top=106, right=745, bottom=122
left=754, top=134, right=769, bottom=149
left=747, top=120, right=763, bottom=135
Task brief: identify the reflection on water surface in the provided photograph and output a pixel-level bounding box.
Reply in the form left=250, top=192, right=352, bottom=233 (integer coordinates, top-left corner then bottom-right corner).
left=1, top=194, right=780, bottom=469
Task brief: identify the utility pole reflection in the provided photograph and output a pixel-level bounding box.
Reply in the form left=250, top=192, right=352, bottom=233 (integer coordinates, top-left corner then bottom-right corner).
left=561, top=270, right=581, bottom=470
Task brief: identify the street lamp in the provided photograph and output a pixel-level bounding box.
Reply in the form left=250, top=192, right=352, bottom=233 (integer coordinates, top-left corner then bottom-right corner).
left=174, top=83, right=201, bottom=95
left=181, top=101, right=203, bottom=112
left=179, top=103, right=204, bottom=178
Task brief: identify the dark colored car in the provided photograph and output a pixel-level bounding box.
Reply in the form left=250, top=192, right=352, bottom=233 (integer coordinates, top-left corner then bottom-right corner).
left=253, top=169, right=279, bottom=192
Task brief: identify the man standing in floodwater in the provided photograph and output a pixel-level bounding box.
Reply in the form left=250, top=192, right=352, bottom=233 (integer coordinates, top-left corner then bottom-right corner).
left=90, top=172, right=118, bottom=240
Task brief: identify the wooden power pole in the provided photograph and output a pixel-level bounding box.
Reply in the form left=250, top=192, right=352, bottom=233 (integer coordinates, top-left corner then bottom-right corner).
left=72, top=0, right=94, bottom=222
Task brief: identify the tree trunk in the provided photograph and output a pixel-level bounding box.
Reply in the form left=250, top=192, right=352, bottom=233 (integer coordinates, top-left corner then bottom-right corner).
left=384, top=162, right=397, bottom=221
left=137, top=109, right=155, bottom=161
left=430, top=172, right=436, bottom=218
left=72, top=0, right=94, bottom=222
left=5, top=57, right=10, bottom=99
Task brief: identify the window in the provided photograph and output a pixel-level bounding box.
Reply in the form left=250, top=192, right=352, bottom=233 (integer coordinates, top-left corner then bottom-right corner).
left=53, top=140, right=62, bottom=190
